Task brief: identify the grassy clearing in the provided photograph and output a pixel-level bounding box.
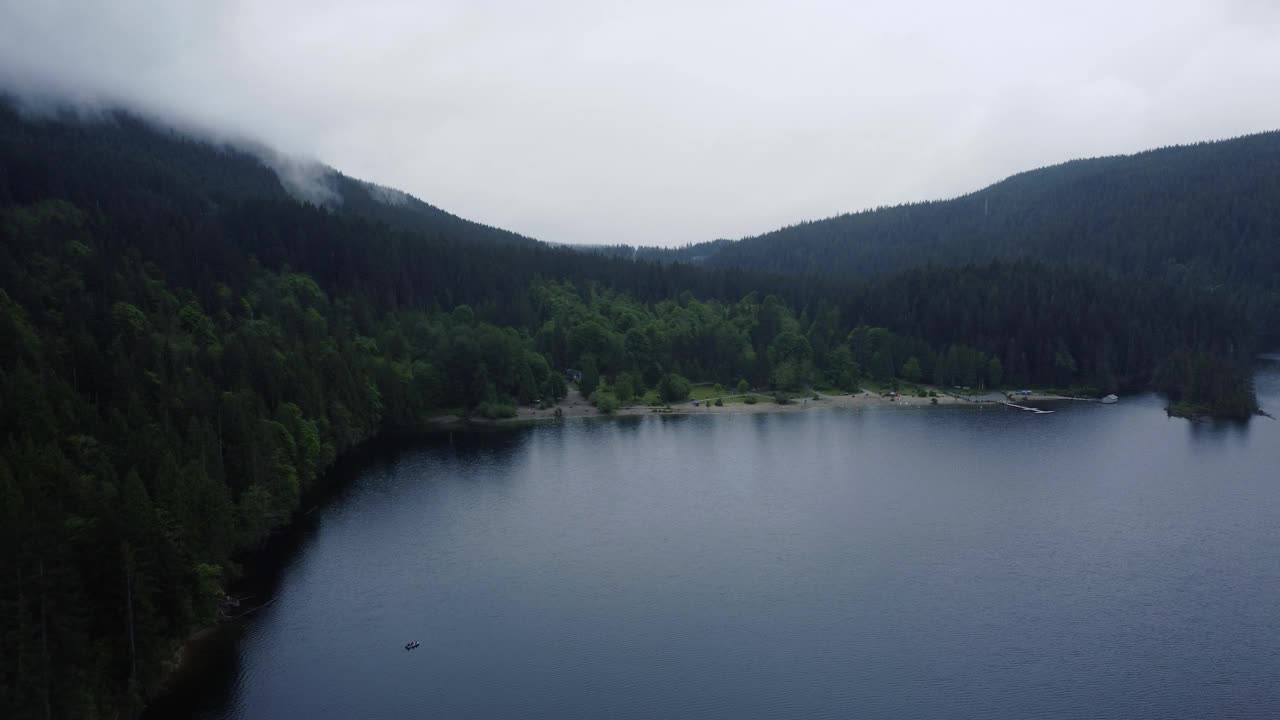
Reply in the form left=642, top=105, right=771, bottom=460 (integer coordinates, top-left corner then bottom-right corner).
left=719, top=394, right=769, bottom=404
left=688, top=384, right=727, bottom=400
left=632, top=383, right=730, bottom=405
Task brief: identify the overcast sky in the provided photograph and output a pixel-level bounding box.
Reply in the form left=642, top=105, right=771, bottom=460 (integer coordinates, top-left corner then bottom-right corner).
left=2, top=1, right=1279, bottom=246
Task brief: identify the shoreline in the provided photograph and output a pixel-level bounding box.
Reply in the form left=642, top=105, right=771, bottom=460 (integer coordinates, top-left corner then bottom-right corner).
left=430, top=388, right=1086, bottom=428
left=152, top=385, right=1085, bottom=710
left=143, top=432, right=417, bottom=716
left=149, top=384, right=1104, bottom=713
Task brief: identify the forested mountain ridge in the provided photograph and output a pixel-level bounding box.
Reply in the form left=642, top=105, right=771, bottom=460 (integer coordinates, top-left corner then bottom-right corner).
left=0, top=100, right=1262, bottom=719
left=0, top=101, right=540, bottom=250
left=616, top=131, right=1280, bottom=328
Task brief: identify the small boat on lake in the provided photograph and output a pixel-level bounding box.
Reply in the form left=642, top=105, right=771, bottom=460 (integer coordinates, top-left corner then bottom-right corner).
left=405, top=641, right=420, bottom=650
left=1100, top=394, right=1119, bottom=404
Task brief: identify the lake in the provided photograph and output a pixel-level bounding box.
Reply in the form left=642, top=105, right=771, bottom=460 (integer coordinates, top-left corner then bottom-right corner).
left=155, top=360, right=1280, bottom=719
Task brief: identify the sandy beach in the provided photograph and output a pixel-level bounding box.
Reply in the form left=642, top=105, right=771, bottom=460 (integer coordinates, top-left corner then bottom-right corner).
left=431, top=387, right=1083, bottom=426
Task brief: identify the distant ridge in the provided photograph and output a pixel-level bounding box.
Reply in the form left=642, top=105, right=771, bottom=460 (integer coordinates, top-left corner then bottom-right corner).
left=623, top=131, right=1280, bottom=299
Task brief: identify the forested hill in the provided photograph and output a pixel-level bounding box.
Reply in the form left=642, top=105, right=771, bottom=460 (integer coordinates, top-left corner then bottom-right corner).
left=0, top=100, right=1263, bottom=719
left=631, top=132, right=1280, bottom=312
left=0, top=100, right=539, bottom=249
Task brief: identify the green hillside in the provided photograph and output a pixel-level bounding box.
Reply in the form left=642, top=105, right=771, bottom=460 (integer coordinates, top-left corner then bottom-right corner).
left=623, top=133, right=1280, bottom=336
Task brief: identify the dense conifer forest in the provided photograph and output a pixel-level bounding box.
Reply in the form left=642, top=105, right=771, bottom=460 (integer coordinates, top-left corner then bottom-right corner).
left=599, top=132, right=1280, bottom=341
left=0, top=101, right=1265, bottom=718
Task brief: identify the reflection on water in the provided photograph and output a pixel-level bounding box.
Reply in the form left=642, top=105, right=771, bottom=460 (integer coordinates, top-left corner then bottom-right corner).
left=156, top=362, right=1280, bottom=720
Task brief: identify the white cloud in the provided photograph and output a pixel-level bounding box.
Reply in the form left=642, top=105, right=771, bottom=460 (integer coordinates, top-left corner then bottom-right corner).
left=2, top=0, right=1278, bottom=245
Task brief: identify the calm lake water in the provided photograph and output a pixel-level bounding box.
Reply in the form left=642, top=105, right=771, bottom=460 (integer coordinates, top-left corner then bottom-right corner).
left=157, top=360, right=1280, bottom=720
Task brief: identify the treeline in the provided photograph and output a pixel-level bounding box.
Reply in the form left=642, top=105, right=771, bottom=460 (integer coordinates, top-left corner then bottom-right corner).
left=0, top=102, right=1264, bottom=719
left=1154, top=351, right=1260, bottom=420
left=531, top=263, right=1257, bottom=401
left=843, top=262, right=1258, bottom=396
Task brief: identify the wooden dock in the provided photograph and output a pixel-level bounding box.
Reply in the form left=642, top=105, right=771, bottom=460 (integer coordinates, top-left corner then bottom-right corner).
left=1002, top=401, right=1055, bottom=414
